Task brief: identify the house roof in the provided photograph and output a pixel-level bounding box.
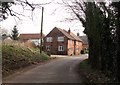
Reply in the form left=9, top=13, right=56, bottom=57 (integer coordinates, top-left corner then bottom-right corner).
left=70, top=32, right=82, bottom=42
left=57, top=28, right=75, bottom=40
left=79, top=36, right=88, bottom=45
left=55, top=27, right=82, bottom=42
left=19, top=33, right=45, bottom=40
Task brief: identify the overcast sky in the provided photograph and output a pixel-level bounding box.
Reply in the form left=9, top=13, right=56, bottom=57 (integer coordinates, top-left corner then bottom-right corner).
left=0, top=0, right=85, bottom=36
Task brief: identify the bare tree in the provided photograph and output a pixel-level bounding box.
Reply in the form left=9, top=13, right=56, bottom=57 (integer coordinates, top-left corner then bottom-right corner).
left=0, top=0, right=54, bottom=21
left=60, top=0, right=86, bottom=27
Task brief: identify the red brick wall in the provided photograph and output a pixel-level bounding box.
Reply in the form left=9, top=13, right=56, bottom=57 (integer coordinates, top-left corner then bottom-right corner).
left=43, top=28, right=68, bottom=55
left=75, top=41, right=83, bottom=55
left=67, top=40, right=74, bottom=56
left=82, top=44, right=88, bottom=49
left=43, top=28, right=83, bottom=56
left=67, top=40, right=82, bottom=55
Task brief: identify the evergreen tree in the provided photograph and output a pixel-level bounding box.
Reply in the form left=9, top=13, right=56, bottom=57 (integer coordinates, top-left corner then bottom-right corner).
left=11, top=26, right=19, bottom=40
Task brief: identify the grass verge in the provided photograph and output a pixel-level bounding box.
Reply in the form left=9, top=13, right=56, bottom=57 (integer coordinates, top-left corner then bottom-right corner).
left=79, top=59, right=111, bottom=84
left=2, top=45, right=52, bottom=77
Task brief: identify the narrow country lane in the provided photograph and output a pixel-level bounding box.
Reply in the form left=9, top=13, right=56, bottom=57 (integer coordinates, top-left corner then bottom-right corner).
left=3, top=55, right=88, bottom=83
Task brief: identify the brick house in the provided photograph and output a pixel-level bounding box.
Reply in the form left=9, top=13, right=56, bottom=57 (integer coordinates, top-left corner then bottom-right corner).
left=43, top=27, right=83, bottom=55
left=19, top=33, right=45, bottom=46
left=79, top=35, right=88, bottom=49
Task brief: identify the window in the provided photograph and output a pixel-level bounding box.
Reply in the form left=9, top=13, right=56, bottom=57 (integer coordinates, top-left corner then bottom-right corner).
left=46, top=37, right=52, bottom=42
left=58, top=37, right=64, bottom=42
left=58, top=45, right=64, bottom=51
left=46, top=46, right=50, bottom=51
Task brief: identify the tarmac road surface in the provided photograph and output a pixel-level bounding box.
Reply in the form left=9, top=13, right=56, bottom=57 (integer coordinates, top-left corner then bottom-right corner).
left=3, top=54, right=88, bottom=83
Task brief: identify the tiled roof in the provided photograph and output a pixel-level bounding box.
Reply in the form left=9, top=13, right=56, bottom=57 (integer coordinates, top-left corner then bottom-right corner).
left=57, top=28, right=75, bottom=40
left=55, top=27, right=82, bottom=42
left=70, top=32, right=82, bottom=42
left=19, top=33, right=45, bottom=40
left=79, top=36, right=88, bottom=44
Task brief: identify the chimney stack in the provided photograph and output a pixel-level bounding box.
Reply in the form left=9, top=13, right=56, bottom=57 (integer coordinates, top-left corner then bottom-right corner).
left=77, top=33, right=79, bottom=36
left=68, top=28, right=71, bottom=34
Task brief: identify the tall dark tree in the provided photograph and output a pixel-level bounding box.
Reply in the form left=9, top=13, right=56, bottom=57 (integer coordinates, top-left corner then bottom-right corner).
left=111, top=1, right=120, bottom=82
left=11, top=26, right=19, bottom=40
left=63, top=0, right=120, bottom=82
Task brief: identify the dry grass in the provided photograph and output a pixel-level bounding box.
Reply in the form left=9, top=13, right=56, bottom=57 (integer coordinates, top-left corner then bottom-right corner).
left=2, top=39, right=36, bottom=48
left=2, top=43, right=49, bottom=77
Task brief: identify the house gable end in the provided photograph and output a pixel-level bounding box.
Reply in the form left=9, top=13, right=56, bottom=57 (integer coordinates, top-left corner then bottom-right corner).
left=44, top=27, right=68, bottom=39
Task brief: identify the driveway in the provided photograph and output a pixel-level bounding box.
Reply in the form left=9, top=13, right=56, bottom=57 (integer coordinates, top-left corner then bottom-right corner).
left=3, top=54, right=88, bottom=83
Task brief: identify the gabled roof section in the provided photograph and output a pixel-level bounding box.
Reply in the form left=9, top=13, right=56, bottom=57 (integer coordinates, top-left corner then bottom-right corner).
left=57, top=28, right=75, bottom=40
left=70, top=32, right=82, bottom=42
left=79, top=36, right=88, bottom=44
left=19, top=33, right=45, bottom=40
left=54, top=27, right=82, bottom=42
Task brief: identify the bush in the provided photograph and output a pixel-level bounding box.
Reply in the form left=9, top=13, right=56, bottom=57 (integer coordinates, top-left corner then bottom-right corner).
left=79, top=59, right=111, bottom=83
left=81, top=48, right=89, bottom=54
left=46, top=52, right=51, bottom=56
left=40, top=52, right=50, bottom=60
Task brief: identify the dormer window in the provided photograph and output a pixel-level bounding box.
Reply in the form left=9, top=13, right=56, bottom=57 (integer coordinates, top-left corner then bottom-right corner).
left=58, top=36, right=64, bottom=42
left=46, top=37, right=52, bottom=42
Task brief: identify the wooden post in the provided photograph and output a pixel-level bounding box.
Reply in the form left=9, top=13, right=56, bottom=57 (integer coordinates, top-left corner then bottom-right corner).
left=40, top=7, right=44, bottom=53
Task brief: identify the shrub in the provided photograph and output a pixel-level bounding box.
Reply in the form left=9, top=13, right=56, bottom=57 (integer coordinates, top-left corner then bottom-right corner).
left=40, top=52, right=49, bottom=60
left=81, top=48, right=89, bottom=54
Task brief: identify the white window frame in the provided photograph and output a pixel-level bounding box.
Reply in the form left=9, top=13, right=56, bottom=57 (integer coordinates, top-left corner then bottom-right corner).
left=58, top=36, right=64, bottom=42
left=46, top=37, right=52, bottom=42
left=58, top=45, right=64, bottom=51
left=46, top=46, right=50, bottom=51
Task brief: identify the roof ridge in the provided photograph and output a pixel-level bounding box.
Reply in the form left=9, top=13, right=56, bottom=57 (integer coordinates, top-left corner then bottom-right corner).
left=56, top=27, right=75, bottom=40
left=62, top=29, right=76, bottom=39
left=19, top=33, right=44, bottom=40
left=51, top=27, right=82, bottom=41
left=63, top=29, right=82, bottom=42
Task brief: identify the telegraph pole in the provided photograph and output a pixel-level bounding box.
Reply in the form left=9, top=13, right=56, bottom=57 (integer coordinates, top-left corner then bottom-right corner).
left=40, top=7, right=44, bottom=53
